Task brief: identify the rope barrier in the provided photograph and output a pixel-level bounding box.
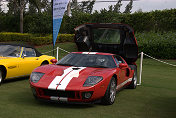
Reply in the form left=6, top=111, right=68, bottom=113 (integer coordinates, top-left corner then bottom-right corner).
left=41, top=48, right=57, bottom=54
left=42, top=48, right=176, bottom=67
left=41, top=47, right=70, bottom=55
left=139, top=52, right=176, bottom=67
left=57, top=47, right=70, bottom=53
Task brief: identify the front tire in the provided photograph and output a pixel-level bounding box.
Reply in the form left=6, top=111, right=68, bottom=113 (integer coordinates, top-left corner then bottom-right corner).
left=101, top=77, right=117, bottom=105
left=0, top=70, right=3, bottom=85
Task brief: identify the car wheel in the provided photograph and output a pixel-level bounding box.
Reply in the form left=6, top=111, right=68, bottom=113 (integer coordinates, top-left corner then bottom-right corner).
left=40, top=61, right=49, bottom=66
left=101, top=77, right=117, bottom=105
left=0, top=70, right=3, bottom=85
left=128, top=65, right=137, bottom=89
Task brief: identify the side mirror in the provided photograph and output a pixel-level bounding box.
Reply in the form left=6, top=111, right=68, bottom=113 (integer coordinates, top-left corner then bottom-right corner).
left=119, top=63, right=128, bottom=68
left=50, top=59, right=57, bottom=64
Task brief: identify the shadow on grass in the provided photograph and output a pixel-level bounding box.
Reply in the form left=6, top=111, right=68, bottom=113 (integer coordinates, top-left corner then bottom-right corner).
left=145, top=96, right=176, bottom=118
left=3, top=76, right=29, bottom=84
left=8, top=88, right=96, bottom=109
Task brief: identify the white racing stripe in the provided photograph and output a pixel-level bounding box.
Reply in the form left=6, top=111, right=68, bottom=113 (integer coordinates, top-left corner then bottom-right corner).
left=82, top=52, right=89, bottom=54
left=116, top=78, right=132, bottom=89
left=57, top=67, right=85, bottom=90
left=48, top=67, right=86, bottom=90
left=48, top=67, right=73, bottom=90
left=82, top=52, right=97, bottom=54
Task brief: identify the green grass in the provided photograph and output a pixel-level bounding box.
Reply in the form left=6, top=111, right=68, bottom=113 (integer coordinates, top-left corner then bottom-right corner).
left=36, top=42, right=78, bottom=59
left=0, top=42, right=176, bottom=118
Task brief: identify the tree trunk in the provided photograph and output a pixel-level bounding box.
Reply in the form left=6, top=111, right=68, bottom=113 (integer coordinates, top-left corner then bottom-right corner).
left=20, top=8, right=23, bottom=33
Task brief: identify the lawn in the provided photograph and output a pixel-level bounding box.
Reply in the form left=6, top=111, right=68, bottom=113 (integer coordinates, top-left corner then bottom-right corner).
left=0, top=43, right=176, bottom=118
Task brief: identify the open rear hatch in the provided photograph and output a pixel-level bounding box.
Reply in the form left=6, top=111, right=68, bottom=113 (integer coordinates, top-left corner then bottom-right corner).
left=74, top=23, right=138, bottom=64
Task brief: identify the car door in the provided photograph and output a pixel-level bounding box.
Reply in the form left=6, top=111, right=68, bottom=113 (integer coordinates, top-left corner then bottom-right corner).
left=5, top=46, right=22, bottom=78
left=19, top=47, right=42, bottom=75
left=114, top=56, right=128, bottom=87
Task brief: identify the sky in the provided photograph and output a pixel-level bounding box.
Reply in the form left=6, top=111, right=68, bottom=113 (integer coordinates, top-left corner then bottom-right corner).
left=78, top=0, right=176, bottom=13
left=1, top=0, right=176, bottom=13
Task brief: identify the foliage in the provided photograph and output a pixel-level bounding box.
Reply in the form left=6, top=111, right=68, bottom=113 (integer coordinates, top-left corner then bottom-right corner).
left=62, top=9, right=176, bottom=34
left=1, top=31, right=176, bottom=59
left=1, top=2, right=176, bottom=34
left=0, top=32, right=74, bottom=45
left=70, top=0, right=95, bottom=14
left=136, top=31, right=176, bottom=59
left=123, top=0, right=133, bottom=14
left=24, top=13, right=52, bottom=34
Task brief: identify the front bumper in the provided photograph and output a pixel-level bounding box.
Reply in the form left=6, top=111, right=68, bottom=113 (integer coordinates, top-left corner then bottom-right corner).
left=30, top=85, right=104, bottom=103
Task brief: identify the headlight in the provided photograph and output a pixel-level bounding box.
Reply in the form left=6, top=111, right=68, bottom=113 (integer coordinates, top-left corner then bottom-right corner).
left=30, top=72, right=45, bottom=83
left=83, top=76, right=103, bottom=87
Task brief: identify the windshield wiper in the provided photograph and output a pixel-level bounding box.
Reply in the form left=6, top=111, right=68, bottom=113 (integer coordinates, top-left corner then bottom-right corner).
left=57, top=63, right=74, bottom=66
left=88, top=65, right=108, bottom=68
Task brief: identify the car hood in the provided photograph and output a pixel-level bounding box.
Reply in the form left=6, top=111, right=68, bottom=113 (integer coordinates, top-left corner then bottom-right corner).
left=32, top=65, right=116, bottom=90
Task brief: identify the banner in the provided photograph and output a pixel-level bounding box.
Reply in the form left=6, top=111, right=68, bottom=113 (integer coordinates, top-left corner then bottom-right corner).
left=53, top=0, right=69, bottom=46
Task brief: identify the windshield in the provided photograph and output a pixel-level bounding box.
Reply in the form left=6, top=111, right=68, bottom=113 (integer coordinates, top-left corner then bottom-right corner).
left=0, top=45, right=21, bottom=57
left=56, top=53, right=116, bottom=68
left=92, top=28, right=121, bottom=44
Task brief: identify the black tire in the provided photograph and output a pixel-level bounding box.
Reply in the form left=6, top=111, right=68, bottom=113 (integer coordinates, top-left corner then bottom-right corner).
left=0, top=69, right=3, bottom=85
left=101, top=77, right=117, bottom=105
left=128, top=65, right=137, bottom=89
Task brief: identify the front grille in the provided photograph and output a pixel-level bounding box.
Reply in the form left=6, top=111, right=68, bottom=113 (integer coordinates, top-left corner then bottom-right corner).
left=42, top=89, right=75, bottom=98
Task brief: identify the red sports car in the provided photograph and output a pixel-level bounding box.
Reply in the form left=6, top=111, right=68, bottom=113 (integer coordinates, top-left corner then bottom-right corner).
left=30, top=23, right=138, bottom=105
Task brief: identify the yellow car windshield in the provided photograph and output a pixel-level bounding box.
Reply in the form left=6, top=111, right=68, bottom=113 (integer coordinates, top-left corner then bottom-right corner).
left=0, top=45, right=21, bottom=57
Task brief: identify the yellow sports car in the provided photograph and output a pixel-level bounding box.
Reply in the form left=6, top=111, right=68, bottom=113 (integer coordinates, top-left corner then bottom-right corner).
left=0, top=43, right=55, bottom=85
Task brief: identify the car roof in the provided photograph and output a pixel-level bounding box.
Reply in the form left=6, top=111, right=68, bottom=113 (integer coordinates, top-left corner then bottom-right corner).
left=71, top=52, right=115, bottom=56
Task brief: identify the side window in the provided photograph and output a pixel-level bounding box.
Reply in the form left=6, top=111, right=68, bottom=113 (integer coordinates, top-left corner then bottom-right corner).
left=114, top=55, right=125, bottom=64
left=23, top=48, right=36, bottom=57
left=114, top=57, right=119, bottom=67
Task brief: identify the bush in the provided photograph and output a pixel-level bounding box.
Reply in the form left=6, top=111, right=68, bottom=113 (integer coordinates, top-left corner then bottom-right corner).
left=0, top=32, right=176, bottom=59
left=61, top=9, right=176, bottom=33
left=0, top=32, right=74, bottom=45
left=1, top=9, right=176, bottom=34
left=135, top=31, right=176, bottom=59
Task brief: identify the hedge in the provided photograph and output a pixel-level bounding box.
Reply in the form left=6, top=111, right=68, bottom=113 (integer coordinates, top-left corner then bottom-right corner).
left=0, top=32, right=176, bottom=59
left=1, top=9, right=176, bottom=34
left=62, top=9, right=176, bottom=33
left=136, top=31, right=176, bottom=59
left=0, top=32, right=74, bottom=45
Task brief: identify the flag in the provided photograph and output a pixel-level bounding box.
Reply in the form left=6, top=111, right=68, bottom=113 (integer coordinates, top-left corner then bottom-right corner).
left=53, top=0, right=70, bottom=46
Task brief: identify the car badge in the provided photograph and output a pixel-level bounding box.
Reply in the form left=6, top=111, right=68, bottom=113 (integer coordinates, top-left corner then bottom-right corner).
left=56, top=83, right=61, bottom=86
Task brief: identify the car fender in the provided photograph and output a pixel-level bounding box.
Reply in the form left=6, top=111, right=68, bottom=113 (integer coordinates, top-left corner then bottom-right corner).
left=91, top=68, right=118, bottom=99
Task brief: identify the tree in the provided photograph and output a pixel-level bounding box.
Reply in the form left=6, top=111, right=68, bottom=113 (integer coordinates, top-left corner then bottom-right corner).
left=0, top=1, right=2, bottom=13
left=113, top=0, right=122, bottom=13
left=28, top=3, right=37, bottom=14
left=6, top=0, right=39, bottom=33
left=102, top=0, right=122, bottom=13
left=71, top=0, right=95, bottom=14
left=7, top=0, right=19, bottom=14
left=124, top=0, right=133, bottom=13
